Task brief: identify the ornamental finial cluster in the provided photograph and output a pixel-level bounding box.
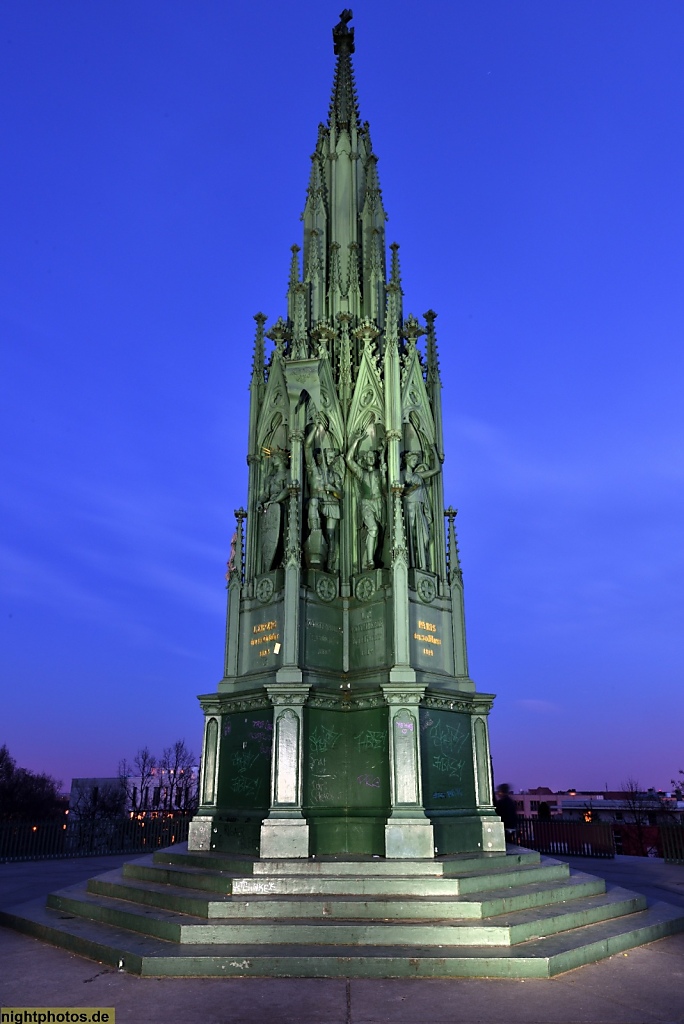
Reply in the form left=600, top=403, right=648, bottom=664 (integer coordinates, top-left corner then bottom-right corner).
left=332, top=9, right=355, bottom=55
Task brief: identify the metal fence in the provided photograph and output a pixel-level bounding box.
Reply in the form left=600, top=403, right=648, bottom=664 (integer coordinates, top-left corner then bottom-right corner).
left=516, top=818, right=616, bottom=858
left=661, top=825, right=684, bottom=865
left=0, top=816, right=190, bottom=863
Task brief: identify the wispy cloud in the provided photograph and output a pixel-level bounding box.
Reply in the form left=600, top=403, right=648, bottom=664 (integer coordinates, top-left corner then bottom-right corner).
left=515, top=699, right=562, bottom=714
left=444, top=412, right=684, bottom=499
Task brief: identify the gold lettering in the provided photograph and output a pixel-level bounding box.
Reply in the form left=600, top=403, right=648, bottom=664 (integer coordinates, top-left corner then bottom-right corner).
left=423, top=647, right=434, bottom=656
left=253, top=620, right=277, bottom=633
left=418, top=620, right=437, bottom=632
left=251, top=632, right=280, bottom=646
left=413, top=632, right=442, bottom=645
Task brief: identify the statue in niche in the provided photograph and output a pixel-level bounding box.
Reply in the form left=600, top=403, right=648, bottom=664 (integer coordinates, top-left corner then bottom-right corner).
left=304, top=416, right=344, bottom=573
left=403, top=449, right=441, bottom=572
left=257, top=449, right=289, bottom=573
left=346, top=424, right=387, bottom=571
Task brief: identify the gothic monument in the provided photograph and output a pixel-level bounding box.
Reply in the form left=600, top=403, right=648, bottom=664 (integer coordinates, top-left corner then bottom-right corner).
left=189, top=11, right=505, bottom=860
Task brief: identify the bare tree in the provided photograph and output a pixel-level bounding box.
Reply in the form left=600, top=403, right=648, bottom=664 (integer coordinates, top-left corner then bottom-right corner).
left=120, top=746, right=158, bottom=813
left=620, top=778, right=661, bottom=856
left=70, top=779, right=126, bottom=821
left=159, top=740, right=196, bottom=812
left=621, top=778, right=659, bottom=826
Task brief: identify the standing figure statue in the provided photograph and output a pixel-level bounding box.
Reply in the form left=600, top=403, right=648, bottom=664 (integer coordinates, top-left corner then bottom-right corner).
left=257, top=449, right=289, bottom=573
left=403, top=449, right=441, bottom=572
left=304, top=419, right=343, bottom=573
left=346, top=429, right=387, bottom=570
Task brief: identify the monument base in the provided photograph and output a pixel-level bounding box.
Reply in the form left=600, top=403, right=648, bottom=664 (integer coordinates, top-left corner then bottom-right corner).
left=308, top=815, right=386, bottom=856
left=260, top=818, right=310, bottom=858
left=432, top=814, right=506, bottom=855
left=188, top=813, right=262, bottom=855
left=385, top=818, right=435, bottom=859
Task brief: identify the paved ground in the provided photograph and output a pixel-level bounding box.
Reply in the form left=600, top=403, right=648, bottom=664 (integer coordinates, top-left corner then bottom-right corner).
left=1, top=853, right=683, bottom=1024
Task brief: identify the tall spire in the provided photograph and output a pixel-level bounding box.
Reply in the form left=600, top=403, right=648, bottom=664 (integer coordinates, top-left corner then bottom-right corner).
left=300, top=10, right=387, bottom=327
left=329, top=10, right=361, bottom=130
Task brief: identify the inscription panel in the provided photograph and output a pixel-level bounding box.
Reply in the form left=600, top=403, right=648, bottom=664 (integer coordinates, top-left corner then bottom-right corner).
left=239, top=602, right=284, bottom=675
left=304, top=706, right=390, bottom=812
left=419, top=707, right=475, bottom=811
left=303, top=601, right=343, bottom=671
left=217, top=709, right=273, bottom=811
left=409, top=603, right=451, bottom=673
left=349, top=600, right=387, bottom=671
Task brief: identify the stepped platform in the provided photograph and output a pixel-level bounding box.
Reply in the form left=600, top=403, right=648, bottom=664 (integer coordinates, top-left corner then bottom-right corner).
left=2, top=844, right=683, bottom=979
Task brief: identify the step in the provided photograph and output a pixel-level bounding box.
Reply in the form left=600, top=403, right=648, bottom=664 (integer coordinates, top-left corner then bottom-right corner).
left=88, top=867, right=606, bottom=922
left=229, top=860, right=570, bottom=898
left=122, top=855, right=568, bottom=898
left=459, top=871, right=606, bottom=916
left=123, top=859, right=237, bottom=894
left=250, top=850, right=541, bottom=877
left=45, top=878, right=644, bottom=948
left=152, top=849, right=257, bottom=874
left=3, top=898, right=683, bottom=979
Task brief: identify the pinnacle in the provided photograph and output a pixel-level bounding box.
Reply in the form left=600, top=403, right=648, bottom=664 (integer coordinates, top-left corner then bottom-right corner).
left=329, top=12, right=361, bottom=129
left=332, top=9, right=355, bottom=56
left=389, top=243, right=402, bottom=289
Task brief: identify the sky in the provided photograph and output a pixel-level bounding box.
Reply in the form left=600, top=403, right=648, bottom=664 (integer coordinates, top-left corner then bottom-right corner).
left=2, top=1, right=683, bottom=795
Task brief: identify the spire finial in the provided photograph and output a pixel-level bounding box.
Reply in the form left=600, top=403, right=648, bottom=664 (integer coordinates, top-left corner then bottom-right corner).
left=332, top=10, right=355, bottom=55
left=389, top=242, right=402, bottom=289
left=251, top=313, right=267, bottom=383
left=329, top=11, right=360, bottom=128
left=424, top=309, right=441, bottom=385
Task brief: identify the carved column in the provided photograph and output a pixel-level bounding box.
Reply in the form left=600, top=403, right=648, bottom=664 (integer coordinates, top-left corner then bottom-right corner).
left=260, top=685, right=311, bottom=857
left=188, top=697, right=223, bottom=851
left=382, top=685, right=434, bottom=858
left=446, top=506, right=470, bottom=684
left=389, top=481, right=415, bottom=684
left=223, top=508, right=245, bottom=680
left=467, top=703, right=505, bottom=853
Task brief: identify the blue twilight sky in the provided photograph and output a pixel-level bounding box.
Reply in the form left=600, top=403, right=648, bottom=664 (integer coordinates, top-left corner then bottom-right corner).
left=2, top=2, right=683, bottom=794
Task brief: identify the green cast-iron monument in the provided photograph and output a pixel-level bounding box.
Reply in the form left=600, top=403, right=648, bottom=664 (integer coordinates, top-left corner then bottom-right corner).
left=188, top=9, right=504, bottom=863
left=4, top=12, right=683, bottom=979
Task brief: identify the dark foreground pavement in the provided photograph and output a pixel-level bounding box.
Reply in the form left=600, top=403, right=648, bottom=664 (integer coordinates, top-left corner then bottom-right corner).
left=1, top=853, right=683, bottom=1024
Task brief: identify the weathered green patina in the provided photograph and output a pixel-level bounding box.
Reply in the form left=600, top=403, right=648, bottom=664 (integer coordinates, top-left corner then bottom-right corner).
left=189, top=11, right=505, bottom=859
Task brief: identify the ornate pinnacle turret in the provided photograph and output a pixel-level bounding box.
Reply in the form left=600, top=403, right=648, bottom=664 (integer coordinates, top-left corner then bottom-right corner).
left=338, top=311, right=353, bottom=408
left=445, top=507, right=462, bottom=584
left=287, top=245, right=301, bottom=322
left=328, top=242, right=342, bottom=316
left=389, top=242, right=402, bottom=290
left=330, top=11, right=360, bottom=130
left=304, top=155, right=325, bottom=217
left=389, top=242, right=403, bottom=327
left=347, top=241, right=361, bottom=305
left=385, top=281, right=401, bottom=350
left=402, top=314, right=424, bottom=349
left=266, top=316, right=290, bottom=359
left=251, top=313, right=267, bottom=384
left=424, top=309, right=441, bottom=384
left=292, top=284, right=308, bottom=358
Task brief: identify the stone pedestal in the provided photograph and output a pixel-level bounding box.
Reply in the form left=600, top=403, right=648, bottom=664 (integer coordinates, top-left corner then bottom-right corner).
left=260, top=819, right=310, bottom=858
left=385, top=819, right=435, bottom=858
left=259, top=685, right=310, bottom=858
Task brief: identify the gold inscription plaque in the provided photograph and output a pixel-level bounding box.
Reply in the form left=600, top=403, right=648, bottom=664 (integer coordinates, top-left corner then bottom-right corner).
left=251, top=620, right=279, bottom=648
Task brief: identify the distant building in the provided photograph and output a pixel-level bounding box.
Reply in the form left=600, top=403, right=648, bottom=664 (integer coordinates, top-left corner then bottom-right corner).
left=513, top=787, right=684, bottom=824
left=70, top=767, right=199, bottom=818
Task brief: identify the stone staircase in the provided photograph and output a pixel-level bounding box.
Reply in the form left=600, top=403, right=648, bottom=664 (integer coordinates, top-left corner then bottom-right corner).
left=2, top=845, right=683, bottom=978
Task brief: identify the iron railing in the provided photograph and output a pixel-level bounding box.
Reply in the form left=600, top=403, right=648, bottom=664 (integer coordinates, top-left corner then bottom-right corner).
left=0, top=816, right=190, bottom=863
left=661, top=824, right=684, bottom=865
left=516, top=817, right=616, bottom=858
